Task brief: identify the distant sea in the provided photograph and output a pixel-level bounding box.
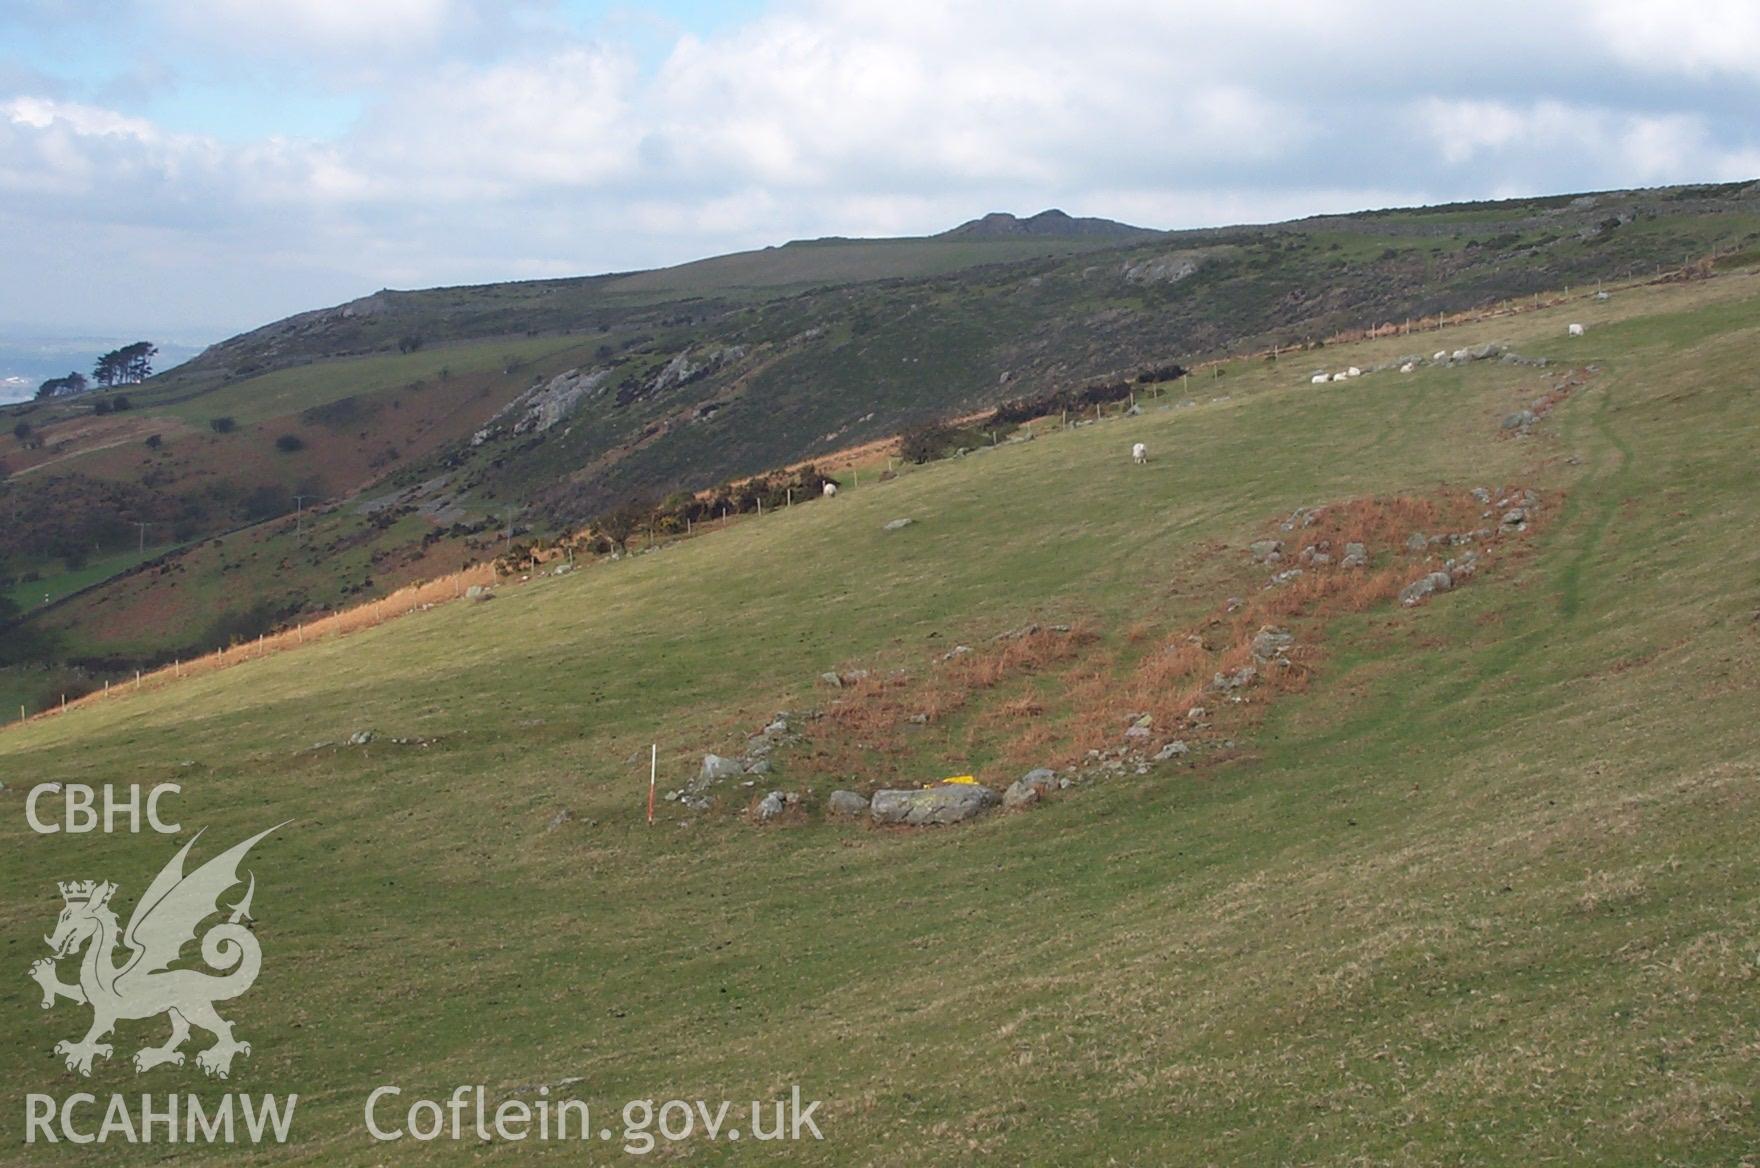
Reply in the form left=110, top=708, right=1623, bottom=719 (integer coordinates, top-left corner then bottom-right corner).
left=0, top=333, right=209, bottom=403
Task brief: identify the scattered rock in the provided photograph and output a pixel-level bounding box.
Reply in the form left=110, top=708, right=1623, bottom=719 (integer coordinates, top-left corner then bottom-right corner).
left=827, top=789, right=870, bottom=817
left=1502, top=409, right=1538, bottom=432
left=883, top=518, right=915, bottom=532
left=745, top=759, right=773, bottom=776
left=1004, top=768, right=1058, bottom=809
left=347, top=729, right=376, bottom=746
left=1187, top=706, right=1207, bottom=721
left=1211, top=665, right=1257, bottom=691
left=870, top=784, right=1000, bottom=826
left=1251, top=627, right=1295, bottom=661
left=1153, top=741, right=1190, bottom=762
left=1267, top=568, right=1304, bottom=587
left=1404, top=532, right=1428, bottom=552
left=1249, top=538, right=1285, bottom=563
left=820, top=671, right=843, bottom=688
left=942, top=644, right=973, bottom=661
left=1501, top=507, right=1528, bottom=528
left=700, top=754, right=744, bottom=782
left=545, top=809, right=575, bottom=833
left=465, top=585, right=492, bottom=602
left=1471, top=487, right=1492, bottom=504
left=755, top=791, right=786, bottom=822
left=1398, top=570, right=1454, bottom=607
left=1341, top=542, right=1368, bottom=569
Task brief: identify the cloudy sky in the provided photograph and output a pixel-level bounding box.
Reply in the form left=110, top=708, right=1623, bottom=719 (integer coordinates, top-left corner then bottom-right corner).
left=2, top=0, right=1757, bottom=346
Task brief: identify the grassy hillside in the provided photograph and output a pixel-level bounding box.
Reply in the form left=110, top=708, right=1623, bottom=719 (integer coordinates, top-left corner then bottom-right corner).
left=2, top=274, right=1755, bottom=1164
left=3, top=182, right=1758, bottom=700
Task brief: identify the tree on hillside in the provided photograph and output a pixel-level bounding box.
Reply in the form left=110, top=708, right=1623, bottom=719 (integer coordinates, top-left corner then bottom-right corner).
left=93, top=341, right=157, bottom=387
left=37, top=371, right=87, bottom=399
left=595, top=499, right=652, bottom=553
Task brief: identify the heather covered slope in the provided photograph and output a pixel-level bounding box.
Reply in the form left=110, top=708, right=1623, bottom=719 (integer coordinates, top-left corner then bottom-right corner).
left=1, top=275, right=1756, bottom=1164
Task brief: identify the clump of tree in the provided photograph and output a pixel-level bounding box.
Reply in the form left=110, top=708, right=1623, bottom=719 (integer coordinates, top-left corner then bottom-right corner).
left=36, top=371, right=87, bottom=399
left=899, top=421, right=974, bottom=464
left=274, top=434, right=306, bottom=453
left=584, top=464, right=841, bottom=554
left=91, top=395, right=132, bottom=415
left=986, top=376, right=1154, bottom=428
left=93, top=342, right=157, bottom=387
left=209, top=416, right=237, bottom=433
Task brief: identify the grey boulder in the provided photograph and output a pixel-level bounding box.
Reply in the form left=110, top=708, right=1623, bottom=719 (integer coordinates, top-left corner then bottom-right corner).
left=870, top=784, right=1000, bottom=825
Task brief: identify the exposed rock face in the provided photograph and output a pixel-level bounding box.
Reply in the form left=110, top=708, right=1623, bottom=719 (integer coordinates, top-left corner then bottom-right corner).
left=870, top=784, right=1000, bottom=825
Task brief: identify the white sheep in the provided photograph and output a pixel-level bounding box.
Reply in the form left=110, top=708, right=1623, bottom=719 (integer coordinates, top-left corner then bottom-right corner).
left=1310, top=373, right=1329, bottom=385
left=822, top=482, right=838, bottom=497
left=1346, top=366, right=1362, bottom=378
left=1132, top=442, right=1147, bottom=465
left=1400, top=361, right=1416, bottom=373
left=1331, top=372, right=1348, bottom=382
left=1568, top=323, right=1585, bottom=337
left=1433, top=350, right=1448, bottom=362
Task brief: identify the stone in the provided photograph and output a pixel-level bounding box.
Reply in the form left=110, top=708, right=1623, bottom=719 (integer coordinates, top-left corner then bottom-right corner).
left=1471, top=487, right=1492, bottom=504
left=1211, top=665, right=1257, bottom=691
left=883, top=518, right=915, bottom=532
left=1153, top=741, right=1189, bottom=762
left=827, top=789, right=870, bottom=817
left=1124, top=724, right=1152, bottom=740
left=1502, top=410, right=1537, bottom=431
left=764, top=717, right=790, bottom=736
left=1249, top=538, right=1284, bottom=562
left=755, top=791, right=786, bottom=822
left=820, top=671, right=843, bottom=688
left=1501, top=507, right=1527, bottom=527
left=1404, top=532, right=1428, bottom=552
left=1004, top=768, right=1058, bottom=809
left=745, top=759, right=773, bottom=776
left=1187, top=706, right=1207, bottom=721
left=1341, top=542, right=1368, bottom=569
left=1251, top=627, right=1295, bottom=661
left=545, top=809, right=575, bottom=833
left=700, top=754, right=744, bottom=782
left=1398, top=570, right=1454, bottom=607
left=869, top=784, right=1000, bottom=826
left=1267, top=568, right=1304, bottom=587
left=348, top=729, right=375, bottom=746
left=465, top=585, right=492, bottom=602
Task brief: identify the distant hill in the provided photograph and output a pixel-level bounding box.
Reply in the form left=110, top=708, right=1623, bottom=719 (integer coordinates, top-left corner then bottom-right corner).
left=939, top=208, right=1162, bottom=241
left=3, top=180, right=1759, bottom=684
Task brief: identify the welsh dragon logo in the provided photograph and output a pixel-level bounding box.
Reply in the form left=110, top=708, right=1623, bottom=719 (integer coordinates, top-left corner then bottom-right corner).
left=27, top=824, right=287, bottom=1079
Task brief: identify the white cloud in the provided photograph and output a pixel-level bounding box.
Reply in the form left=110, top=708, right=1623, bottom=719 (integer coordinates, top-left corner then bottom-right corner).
left=1, top=0, right=1758, bottom=335
left=1582, top=0, right=1760, bottom=81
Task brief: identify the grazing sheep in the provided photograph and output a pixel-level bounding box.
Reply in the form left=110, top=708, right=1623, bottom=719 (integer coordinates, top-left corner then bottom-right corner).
left=1400, top=361, right=1416, bottom=373
left=822, top=482, right=838, bottom=497
left=1331, top=372, right=1348, bottom=382
left=1568, top=323, right=1585, bottom=337
left=1310, top=372, right=1329, bottom=385
left=1132, top=442, right=1147, bottom=465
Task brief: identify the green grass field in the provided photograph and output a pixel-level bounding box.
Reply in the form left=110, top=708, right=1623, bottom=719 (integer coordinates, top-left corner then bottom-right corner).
left=1, top=276, right=1756, bottom=1164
